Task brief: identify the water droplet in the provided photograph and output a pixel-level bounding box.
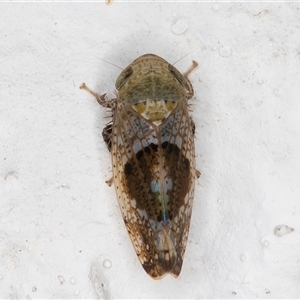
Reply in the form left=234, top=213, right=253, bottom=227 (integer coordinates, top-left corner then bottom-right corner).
left=171, top=19, right=189, bottom=35
left=75, top=289, right=80, bottom=296
left=240, top=254, right=246, bottom=261
left=58, top=275, right=65, bottom=285
left=212, top=4, right=219, bottom=11
left=260, top=238, right=269, bottom=248
left=103, top=259, right=112, bottom=269
left=273, top=87, right=284, bottom=98
left=273, top=258, right=278, bottom=263
left=219, top=45, right=232, bottom=58
left=90, top=258, right=111, bottom=299
left=257, top=79, right=264, bottom=85
left=27, top=246, right=33, bottom=252
left=211, top=46, right=217, bottom=51
left=70, top=277, right=76, bottom=285
left=32, top=286, right=37, bottom=292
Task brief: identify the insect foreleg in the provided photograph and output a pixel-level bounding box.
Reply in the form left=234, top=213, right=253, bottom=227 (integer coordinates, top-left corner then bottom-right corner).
left=80, top=83, right=114, bottom=108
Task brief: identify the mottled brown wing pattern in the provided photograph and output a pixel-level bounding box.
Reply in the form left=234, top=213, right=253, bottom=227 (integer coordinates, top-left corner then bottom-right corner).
left=111, top=98, right=195, bottom=279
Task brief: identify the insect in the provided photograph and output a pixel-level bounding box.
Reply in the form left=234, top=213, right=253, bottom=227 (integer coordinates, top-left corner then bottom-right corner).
left=80, top=53, right=199, bottom=279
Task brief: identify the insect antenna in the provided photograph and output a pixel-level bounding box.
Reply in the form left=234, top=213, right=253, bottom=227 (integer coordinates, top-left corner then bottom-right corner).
left=87, top=53, right=123, bottom=70
left=172, top=47, right=200, bottom=66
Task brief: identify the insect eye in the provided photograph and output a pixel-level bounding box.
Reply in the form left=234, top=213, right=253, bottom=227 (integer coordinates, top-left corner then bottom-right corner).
left=115, top=66, right=134, bottom=89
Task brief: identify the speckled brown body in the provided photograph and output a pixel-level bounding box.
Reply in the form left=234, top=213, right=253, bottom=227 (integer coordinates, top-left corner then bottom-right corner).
left=80, top=54, right=198, bottom=279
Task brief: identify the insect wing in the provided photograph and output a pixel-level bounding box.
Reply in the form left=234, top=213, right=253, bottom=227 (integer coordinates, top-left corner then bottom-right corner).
left=111, top=98, right=196, bottom=279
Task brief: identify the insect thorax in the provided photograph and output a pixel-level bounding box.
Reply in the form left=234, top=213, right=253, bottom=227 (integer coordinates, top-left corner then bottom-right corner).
left=118, top=71, right=187, bottom=125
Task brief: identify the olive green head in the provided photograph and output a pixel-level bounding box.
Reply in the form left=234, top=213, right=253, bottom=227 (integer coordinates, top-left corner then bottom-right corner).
left=115, top=54, right=193, bottom=105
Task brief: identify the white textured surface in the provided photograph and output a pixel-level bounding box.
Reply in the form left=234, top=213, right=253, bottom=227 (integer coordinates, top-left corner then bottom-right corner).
left=1, top=2, right=300, bottom=298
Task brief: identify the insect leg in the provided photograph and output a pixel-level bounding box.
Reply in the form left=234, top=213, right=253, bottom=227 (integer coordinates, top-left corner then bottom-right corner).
left=183, top=61, right=198, bottom=78
left=80, top=83, right=113, bottom=108
left=102, top=122, right=113, bottom=151
left=182, top=61, right=198, bottom=99
left=105, top=176, right=114, bottom=187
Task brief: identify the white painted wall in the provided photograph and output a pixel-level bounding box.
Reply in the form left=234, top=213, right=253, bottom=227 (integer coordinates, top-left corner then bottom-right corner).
left=1, top=2, right=300, bottom=298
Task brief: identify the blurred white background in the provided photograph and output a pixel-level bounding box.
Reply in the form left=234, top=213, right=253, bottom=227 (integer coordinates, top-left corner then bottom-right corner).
left=1, top=1, right=300, bottom=298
